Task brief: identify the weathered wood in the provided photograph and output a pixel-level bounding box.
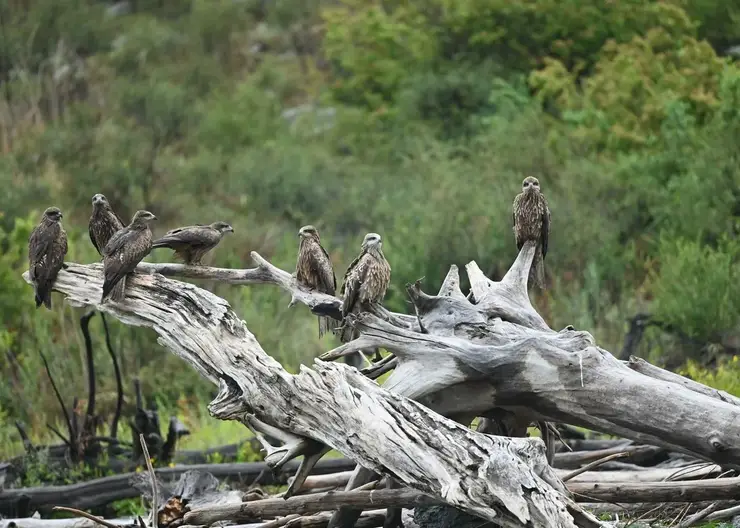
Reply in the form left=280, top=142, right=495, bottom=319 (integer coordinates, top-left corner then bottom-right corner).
left=184, top=489, right=435, bottom=525
left=0, top=459, right=355, bottom=517
left=628, top=356, right=740, bottom=407
left=567, top=476, right=740, bottom=503
left=553, top=445, right=664, bottom=469
left=323, top=311, right=740, bottom=467
left=23, top=262, right=597, bottom=528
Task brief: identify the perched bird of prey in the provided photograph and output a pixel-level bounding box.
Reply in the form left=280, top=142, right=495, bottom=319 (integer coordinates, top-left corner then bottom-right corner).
left=88, top=193, right=125, bottom=256
left=339, top=233, right=392, bottom=365
left=295, top=225, right=338, bottom=338
left=150, top=222, right=234, bottom=265
left=513, top=176, right=551, bottom=289
left=28, top=207, right=68, bottom=309
left=101, top=210, right=157, bottom=302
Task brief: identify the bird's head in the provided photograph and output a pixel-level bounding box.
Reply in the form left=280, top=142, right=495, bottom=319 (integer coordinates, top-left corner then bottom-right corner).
left=211, top=221, right=234, bottom=234
left=43, top=207, right=63, bottom=223
left=361, top=232, right=382, bottom=251
left=299, top=225, right=319, bottom=241
left=91, top=193, right=110, bottom=209
left=131, top=210, right=157, bottom=226
left=522, top=176, right=541, bottom=194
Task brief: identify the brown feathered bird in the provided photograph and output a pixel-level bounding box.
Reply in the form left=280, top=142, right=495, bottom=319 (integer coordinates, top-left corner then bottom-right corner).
left=28, top=207, right=68, bottom=309
left=513, top=176, right=551, bottom=289
left=150, top=222, right=233, bottom=265
left=101, top=210, right=157, bottom=302
left=89, top=193, right=125, bottom=257
left=339, top=232, right=391, bottom=348
left=295, top=225, right=338, bottom=338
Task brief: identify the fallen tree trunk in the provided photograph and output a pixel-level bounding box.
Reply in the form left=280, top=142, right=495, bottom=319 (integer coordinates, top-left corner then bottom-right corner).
left=24, top=262, right=596, bottom=528
left=25, top=242, right=740, bottom=527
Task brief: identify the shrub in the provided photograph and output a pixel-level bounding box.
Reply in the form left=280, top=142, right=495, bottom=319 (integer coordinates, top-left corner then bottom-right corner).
left=650, top=237, right=740, bottom=342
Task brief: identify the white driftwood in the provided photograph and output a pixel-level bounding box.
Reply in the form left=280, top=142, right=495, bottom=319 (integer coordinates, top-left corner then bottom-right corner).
left=23, top=263, right=597, bottom=528
left=184, top=488, right=435, bottom=525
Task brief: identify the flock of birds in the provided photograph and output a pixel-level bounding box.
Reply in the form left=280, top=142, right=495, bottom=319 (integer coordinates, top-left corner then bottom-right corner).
left=26, top=177, right=551, bottom=345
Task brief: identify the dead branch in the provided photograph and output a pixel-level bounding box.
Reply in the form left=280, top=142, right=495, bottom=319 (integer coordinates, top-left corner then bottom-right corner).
left=628, top=355, right=740, bottom=407
left=567, top=476, right=740, bottom=503
left=99, top=312, right=124, bottom=441
left=138, top=434, right=158, bottom=528
left=184, top=489, right=435, bottom=525
left=80, top=310, right=97, bottom=444
left=51, top=506, right=125, bottom=528
left=39, top=351, right=74, bottom=452
left=560, top=453, right=629, bottom=482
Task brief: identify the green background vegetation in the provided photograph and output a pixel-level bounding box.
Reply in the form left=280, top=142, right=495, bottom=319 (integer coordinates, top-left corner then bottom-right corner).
left=1, top=0, right=740, bottom=458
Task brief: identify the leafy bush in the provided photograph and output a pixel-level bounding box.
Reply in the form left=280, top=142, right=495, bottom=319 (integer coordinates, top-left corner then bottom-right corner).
left=531, top=29, right=728, bottom=150
left=650, top=237, right=740, bottom=342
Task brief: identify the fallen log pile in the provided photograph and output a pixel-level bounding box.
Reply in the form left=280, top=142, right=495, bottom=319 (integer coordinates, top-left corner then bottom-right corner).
left=14, top=236, right=740, bottom=527
left=3, top=457, right=740, bottom=528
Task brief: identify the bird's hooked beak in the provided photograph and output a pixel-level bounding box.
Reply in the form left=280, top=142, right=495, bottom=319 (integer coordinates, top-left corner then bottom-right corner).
left=58, top=212, right=64, bottom=219
left=151, top=214, right=158, bottom=220
left=226, top=226, right=234, bottom=233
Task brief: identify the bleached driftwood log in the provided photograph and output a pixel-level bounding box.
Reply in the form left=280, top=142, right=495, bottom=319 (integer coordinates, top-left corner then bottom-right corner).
left=22, top=240, right=740, bottom=527
left=139, top=249, right=740, bottom=470
left=143, top=246, right=740, bottom=526
left=22, top=262, right=598, bottom=528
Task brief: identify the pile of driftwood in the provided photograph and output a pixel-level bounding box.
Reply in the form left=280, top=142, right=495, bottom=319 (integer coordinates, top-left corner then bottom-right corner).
left=13, top=240, right=740, bottom=527
left=4, top=439, right=740, bottom=527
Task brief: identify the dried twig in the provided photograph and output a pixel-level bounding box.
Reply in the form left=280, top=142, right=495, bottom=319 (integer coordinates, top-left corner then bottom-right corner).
left=51, top=506, right=123, bottom=528
left=139, top=434, right=158, bottom=528
left=100, top=312, right=124, bottom=440
left=675, top=501, right=721, bottom=528
left=561, top=452, right=629, bottom=482
left=39, top=350, right=74, bottom=449
left=80, top=310, right=97, bottom=439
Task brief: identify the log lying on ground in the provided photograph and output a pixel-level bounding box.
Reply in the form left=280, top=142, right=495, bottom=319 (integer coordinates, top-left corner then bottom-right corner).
left=24, top=263, right=597, bottom=528
left=567, top=475, right=740, bottom=503
left=0, top=459, right=355, bottom=517
left=184, top=488, right=435, bottom=525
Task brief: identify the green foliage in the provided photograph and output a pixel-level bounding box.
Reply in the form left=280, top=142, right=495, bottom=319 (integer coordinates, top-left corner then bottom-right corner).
left=322, top=0, right=437, bottom=108
left=531, top=28, right=728, bottom=150
left=651, top=237, right=740, bottom=342
left=681, top=358, right=740, bottom=398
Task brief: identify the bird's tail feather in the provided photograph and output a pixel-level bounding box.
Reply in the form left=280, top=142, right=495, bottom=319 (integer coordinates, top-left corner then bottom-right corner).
left=102, top=275, right=127, bottom=302
left=34, top=285, right=51, bottom=310
left=529, top=245, right=547, bottom=289
left=318, top=316, right=339, bottom=339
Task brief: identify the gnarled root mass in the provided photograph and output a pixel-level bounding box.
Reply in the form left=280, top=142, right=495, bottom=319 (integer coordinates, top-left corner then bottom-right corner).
left=22, top=241, right=740, bottom=527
